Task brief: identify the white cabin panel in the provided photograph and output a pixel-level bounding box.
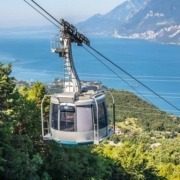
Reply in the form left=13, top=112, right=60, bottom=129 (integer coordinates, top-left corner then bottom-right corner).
left=77, top=107, right=93, bottom=132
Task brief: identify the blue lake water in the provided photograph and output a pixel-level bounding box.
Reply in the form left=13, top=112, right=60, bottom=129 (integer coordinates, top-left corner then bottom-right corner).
left=0, top=36, right=180, bottom=116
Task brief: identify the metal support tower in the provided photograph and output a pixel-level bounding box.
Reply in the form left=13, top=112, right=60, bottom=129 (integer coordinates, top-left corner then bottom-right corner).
left=53, top=34, right=81, bottom=93
left=51, top=19, right=90, bottom=93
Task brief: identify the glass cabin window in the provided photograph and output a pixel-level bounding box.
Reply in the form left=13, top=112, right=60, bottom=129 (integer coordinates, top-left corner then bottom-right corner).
left=60, top=105, right=76, bottom=131
left=98, top=102, right=108, bottom=129
left=51, top=104, right=58, bottom=130
left=94, top=102, right=107, bottom=129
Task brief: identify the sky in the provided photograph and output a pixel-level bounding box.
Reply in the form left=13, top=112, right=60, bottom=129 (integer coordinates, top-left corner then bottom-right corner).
left=0, top=0, right=125, bottom=28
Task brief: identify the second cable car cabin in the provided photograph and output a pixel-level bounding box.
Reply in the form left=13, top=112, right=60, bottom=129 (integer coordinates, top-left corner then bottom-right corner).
left=41, top=19, right=114, bottom=145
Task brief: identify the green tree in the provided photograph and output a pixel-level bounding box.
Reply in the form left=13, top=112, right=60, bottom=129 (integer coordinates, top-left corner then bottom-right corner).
left=0, top=63, right=47, bottom=179
left=0, top=63, right=17, bottom=178
left=27, top=82, right=46, bottom=106
left=1, top=63, right=179, bottom=180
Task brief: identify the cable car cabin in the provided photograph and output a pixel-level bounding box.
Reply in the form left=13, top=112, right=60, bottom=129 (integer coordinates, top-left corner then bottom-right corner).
left=41, top=89, right=112, bottom=145
left=23, top=1, right=116, bottom=145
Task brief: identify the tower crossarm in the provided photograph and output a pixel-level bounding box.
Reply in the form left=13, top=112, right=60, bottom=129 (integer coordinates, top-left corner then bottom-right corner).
left=60, top=19, right=90, bottom=46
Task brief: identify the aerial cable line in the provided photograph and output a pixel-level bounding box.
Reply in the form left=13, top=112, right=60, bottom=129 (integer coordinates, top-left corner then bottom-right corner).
left=25, top=0, right=90, bottom=46
left=29, top=0, right=62, bottom=26
left=24, top=0, right=59, bottom=28
left=87, top=45, right=180, bottom=112
left=83, top=46, right=153, bottom=105
left=24, top=0, right=180, bottom=112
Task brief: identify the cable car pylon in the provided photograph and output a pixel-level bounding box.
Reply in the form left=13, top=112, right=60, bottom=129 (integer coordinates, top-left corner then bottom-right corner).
left=24, top=0, right=115, bottom=145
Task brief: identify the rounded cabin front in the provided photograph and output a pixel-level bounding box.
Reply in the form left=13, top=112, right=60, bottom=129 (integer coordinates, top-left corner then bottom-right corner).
left=48, top=92, right=109, bottom=144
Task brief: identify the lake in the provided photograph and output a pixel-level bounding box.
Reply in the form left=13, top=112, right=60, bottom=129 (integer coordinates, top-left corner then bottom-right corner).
left=0, top=36, right=180, bottom=115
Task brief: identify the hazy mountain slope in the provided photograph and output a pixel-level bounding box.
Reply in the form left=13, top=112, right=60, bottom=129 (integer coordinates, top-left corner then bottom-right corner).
left=125, top=0, right=180, bottom=31
left=78, top=0, right=149, bottom=35
left=78, top=0, right=180, bottom=44
left=121, top=0, right=180, bottom=43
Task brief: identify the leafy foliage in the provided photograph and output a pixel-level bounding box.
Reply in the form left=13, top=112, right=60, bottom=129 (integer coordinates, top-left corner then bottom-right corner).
left=106, top=89, right=180, bottom=132
left=0, top=63, right=179, bottom=180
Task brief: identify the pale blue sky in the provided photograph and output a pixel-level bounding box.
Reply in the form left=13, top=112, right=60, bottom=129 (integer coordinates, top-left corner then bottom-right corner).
left=0, top=0, right=125, bottom=28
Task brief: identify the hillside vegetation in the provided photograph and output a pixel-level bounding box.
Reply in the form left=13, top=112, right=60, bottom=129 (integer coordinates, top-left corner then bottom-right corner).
left=0, top=63, right=180, bottom=180
left=106, top=90, right=180, bottom=132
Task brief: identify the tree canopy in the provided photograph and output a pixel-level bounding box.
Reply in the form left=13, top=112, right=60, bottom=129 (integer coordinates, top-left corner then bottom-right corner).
left=0, top=63, right=179, bottom=180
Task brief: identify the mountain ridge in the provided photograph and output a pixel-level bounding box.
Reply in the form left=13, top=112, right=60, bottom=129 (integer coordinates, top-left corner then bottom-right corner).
left=78, top=0, right=149, bottom=36
left=78, top=0, right=180, bottom=44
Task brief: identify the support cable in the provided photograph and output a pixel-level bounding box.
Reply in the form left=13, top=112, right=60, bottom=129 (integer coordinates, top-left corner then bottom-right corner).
left=24, top=0, right=59, bottom=28
left=30, top=0, right=62, bottom=26
left=87, top=45, right=180, bottom=112
left=83, top=46, right=152, bottom=104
